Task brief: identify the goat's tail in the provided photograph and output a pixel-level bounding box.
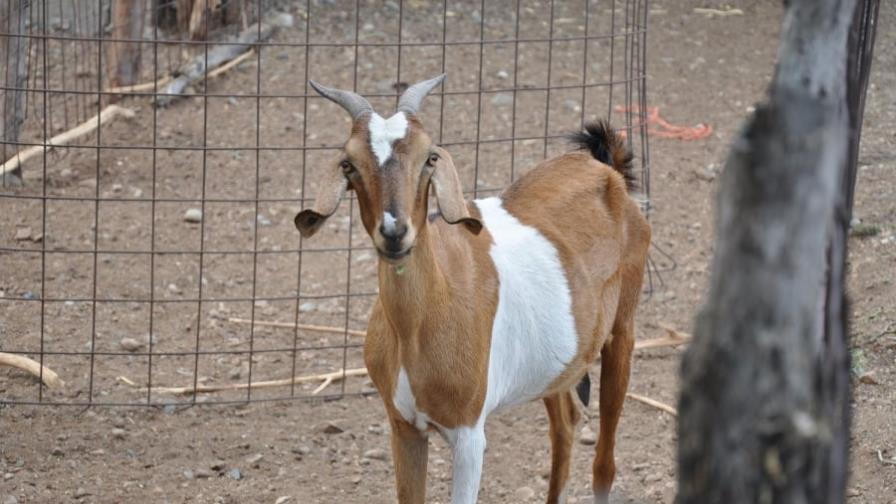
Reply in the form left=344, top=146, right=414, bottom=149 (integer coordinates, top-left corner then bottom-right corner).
left=567, top=120, right=636, bottom=192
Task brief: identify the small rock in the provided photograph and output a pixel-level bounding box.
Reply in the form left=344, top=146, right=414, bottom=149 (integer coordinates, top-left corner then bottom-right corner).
left=120, top=337, right=142, bottom=352
left=514, top=486, right=535, bottom=500
left=367, top=423, right=384, bottom=435
left=51, top=446, right=64, bottom=456
left=322, top=422, right=344, bottom=434
left=111, top=428, right=126, bottom=439
left=74, top=488, right=90, bottom=499
left=60, top=168, right=72, bottom=178
left=257, top=214, right=272, bottom=226
left=363, top=448, right=388, bottom=461
left=14, top=227, right=31, bottom=241
left=78, top=178, right=97, bottom=189
left=350, top=475, right=363, bottom=484
left=858, top=371, right=879, bottom=385
left=275, top=497, right=291, bottom=504
left=227, top=468, right=243, bottom=480
left=194, top=468, right=213, bottom=479
left=229, top=366, right=242, bottom=380
left=496, top=70, right=509, bottom=79
left=112, top=183, right=123, bottom=192
left=183, top=469, right=195, bottom=480
left=490, top=93, right=513, bottom=107
left=846, top=487, right=862, bottom=497
left=579, top=426, right=597, bottom=445
left=3, top=495, right=18, bottom=504
left=4, top=473, right=14, bottom=480
left=246, top=453, right=264, bottom=465
left=562, top=99, right=581, bottom=112
left=299, top=301, right=317, bottom=312
left=184, top=208, right=203, bottom=223
left=270, top=12, right=294, bottom=28
left=291, top=445, right=311, bottom=457
left=210, top=460, right=227, bottom=471
left=227, top=96, right=238, bottom=106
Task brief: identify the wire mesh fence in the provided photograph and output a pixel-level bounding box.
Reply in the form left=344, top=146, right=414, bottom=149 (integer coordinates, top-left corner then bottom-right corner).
left=0, top=0, right=650, bottom=406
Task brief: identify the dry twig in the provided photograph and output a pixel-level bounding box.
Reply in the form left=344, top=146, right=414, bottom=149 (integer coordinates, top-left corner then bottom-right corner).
left=227, top=317, right=366, bottom=337
left=0, top=352, right=65, bottom=388
left=626, top=392, right=677, bottom=416
left=118, top=367, right=368, bottom=395
left=0, top=105, right=135, bottom=176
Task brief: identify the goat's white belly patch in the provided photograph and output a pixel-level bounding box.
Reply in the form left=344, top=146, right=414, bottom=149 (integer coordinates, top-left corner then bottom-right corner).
left=474, top=197, right=579, bottom=413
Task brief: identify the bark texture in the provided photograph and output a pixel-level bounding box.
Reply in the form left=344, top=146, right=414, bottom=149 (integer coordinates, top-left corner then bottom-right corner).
left=1, top=0, right=29, bottom=183
left=109, top=0, right=147, bottom=89
left=675, top=0, right=878, bottom=502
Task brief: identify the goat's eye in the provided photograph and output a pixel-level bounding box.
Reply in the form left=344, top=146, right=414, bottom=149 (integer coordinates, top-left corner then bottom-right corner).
left=427, top=153, right=440, bottom=166
left=340, top=161, right=355, bottom=175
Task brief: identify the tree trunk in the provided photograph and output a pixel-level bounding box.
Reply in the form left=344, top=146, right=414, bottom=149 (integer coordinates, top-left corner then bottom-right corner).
left=109, top=0, right=147, bottom=90
left=675, top=0, right=878, bottom=502
left=1, top=0, right=29, bottom=184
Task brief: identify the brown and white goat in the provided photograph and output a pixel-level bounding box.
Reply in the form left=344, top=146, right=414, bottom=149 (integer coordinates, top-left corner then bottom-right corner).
left=295, top=75, right=650, bottom=504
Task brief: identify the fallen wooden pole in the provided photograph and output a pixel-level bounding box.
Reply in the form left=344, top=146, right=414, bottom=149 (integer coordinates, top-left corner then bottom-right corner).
left=0, top=105, right=135, bottom=176
left=104, top=49, right=253, bottom=95
left=155, top=22, right=273, bottom=106
left=0, top=352, right=65, bottom=389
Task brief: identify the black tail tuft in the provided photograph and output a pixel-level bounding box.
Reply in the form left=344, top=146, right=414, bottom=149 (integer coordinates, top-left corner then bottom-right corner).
left=567, top=120, right=637, bottom=192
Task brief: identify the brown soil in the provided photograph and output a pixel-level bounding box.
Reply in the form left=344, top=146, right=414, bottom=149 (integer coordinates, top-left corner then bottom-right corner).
left=2, top=1, right=895, bottom=503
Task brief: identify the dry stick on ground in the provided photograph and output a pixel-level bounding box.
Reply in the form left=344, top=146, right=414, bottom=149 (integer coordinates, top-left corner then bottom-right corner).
left=122, top=324, right=690, bottom=402
left=0, top=352, right=65, bottom=389
left=104, top=49, right=254, bottom=95
left=227, top=317, right=367, bottom=337
left=118, top=368, right=368, bottom=395
left=155, top=22, right=274, bottom=107
left=626, top=392, right=677, bottom=416
left=0, top=105, right=135, bottom=177
left=228, top=317, right=691, bottom=347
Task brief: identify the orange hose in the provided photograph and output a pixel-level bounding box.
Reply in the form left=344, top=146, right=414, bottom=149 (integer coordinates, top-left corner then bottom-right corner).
left=614, top=105, right=713, bottom=141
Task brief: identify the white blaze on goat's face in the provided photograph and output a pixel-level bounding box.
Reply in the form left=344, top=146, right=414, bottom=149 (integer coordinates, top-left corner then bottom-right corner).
left=368, top=112, right=409, bottom=166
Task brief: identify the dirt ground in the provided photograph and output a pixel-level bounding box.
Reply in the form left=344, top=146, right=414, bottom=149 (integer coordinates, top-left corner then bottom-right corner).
left=2, top=0, right=895, bottom=503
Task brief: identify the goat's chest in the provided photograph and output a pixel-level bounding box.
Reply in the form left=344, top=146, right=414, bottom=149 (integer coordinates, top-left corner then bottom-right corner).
left=475, top=197, right=580, bottom=413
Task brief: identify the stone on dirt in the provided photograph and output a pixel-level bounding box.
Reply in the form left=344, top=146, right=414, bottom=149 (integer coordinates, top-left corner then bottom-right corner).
left=119, top=337, right=142, bottom=352
left=579, top=425, right=597, bottom=445
left=363, top=448, right=388, bottom=461
left=184, top=208, right=203, bottom=223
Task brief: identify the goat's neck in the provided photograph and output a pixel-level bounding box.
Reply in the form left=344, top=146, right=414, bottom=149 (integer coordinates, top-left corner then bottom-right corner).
left=377, top=224, right=449, bottom=342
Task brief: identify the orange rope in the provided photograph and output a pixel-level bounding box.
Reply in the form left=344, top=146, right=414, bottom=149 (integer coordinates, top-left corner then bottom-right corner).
left=614, top=105, right=713, bottom=141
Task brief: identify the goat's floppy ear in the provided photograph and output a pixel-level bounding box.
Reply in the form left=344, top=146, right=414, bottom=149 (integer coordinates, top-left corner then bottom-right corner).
left=294, top=162, right=348, bottom=238
left=429, top=146, right=482, bottom=235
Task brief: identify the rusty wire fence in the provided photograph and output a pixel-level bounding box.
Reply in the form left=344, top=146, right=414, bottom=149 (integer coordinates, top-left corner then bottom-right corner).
left=0, top=0, right=652, bottom=407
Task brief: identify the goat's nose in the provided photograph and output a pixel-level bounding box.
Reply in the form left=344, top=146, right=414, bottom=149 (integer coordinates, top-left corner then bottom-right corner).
left=379, top=218, right=408, bottom=243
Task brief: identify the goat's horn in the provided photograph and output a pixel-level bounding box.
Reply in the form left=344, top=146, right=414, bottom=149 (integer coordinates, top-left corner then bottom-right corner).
left=397, top=74, right=446, bottom=115
left=308, top=80, right=373, bottom=119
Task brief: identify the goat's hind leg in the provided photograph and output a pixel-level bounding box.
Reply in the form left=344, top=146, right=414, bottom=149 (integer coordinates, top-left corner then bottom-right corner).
left=592, top=271, right=640, bottom=503
left=544, top=390, right=581, bottom=504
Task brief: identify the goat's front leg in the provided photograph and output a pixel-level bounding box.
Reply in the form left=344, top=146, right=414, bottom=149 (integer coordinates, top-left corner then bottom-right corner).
left=390, top=417, right=429, bottom=504
left=449, top=425, right=487, bottom=504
